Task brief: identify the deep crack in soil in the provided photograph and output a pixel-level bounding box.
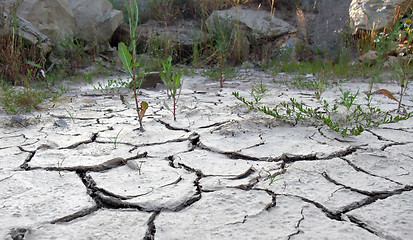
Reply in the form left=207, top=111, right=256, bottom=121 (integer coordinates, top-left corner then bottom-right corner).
left=143, top=211, right=160, bottom=240
left=287, top=207, right=305, bottom=240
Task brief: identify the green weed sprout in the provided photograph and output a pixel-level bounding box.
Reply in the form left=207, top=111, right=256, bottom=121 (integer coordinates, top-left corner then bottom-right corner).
left=65, top=109, right=76, bottom=123
left=113, top=128, right=123, bottom=148
left=57, top=159, right=65, bottom=177
left=265, top=170, right=280, bottom=185
left=340, top=89, right=359, bottom=110
left=250, top=80, right=270, bottom=103
left=160, top=56, right=183, bottom=121
left=118, top=0, right=148, bottom=131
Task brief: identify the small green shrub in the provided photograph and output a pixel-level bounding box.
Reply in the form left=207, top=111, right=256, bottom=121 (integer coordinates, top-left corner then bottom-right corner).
left=118, top=0, right=148, bottom=131
left=160, top=56, right=183, bottom=121
left=250, top=80, right=271, bottom=103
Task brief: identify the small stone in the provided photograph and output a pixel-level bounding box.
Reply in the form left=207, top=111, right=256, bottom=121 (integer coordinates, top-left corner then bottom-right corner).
left=55, top=119, right=68, bottom=128
left=356, top=50, right=378, bottom=65
left=188, top=132, right=200, bottom=145
left=11, top=115, right=25, bottom=123
left=305, top=73, right=314, bottom=78
left=141, top=72, right=164, bottom=89
left=10, top=115, right=28, bottom=127
left=125, top=160, right=140, bottom=170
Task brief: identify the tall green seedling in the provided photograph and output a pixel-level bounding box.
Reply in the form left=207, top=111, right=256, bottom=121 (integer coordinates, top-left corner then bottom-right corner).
left=118, top=0, right=148, bottom=131
left=160, top=56, right=183, bottom=121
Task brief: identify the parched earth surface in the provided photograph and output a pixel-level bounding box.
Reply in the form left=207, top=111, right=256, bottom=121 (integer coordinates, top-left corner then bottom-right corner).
left=1, top=69, right=412, bottom=240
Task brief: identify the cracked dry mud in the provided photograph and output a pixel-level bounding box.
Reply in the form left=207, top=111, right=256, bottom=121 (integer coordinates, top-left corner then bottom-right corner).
left=1, top=69, right=412, bottom=240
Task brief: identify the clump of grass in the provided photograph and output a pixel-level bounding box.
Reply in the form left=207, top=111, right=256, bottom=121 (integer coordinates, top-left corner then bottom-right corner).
left=144, top=31, right=175, bottom=65
left=57, top=159, right=65, bottom=177
left=146, top=0, right=183, bottom=25
left=86, top=74, right=130, bottom=94
left=0, top=81, right=46, bottom=113
left=202, top=65, right=237, bottom=88
left=64, top=109, right=76, bottom=123
left=268, top=58, right=357, bottom=79
left=113, top=128, right=123, bottom=148
left=57, top=36, right=91, bottom=72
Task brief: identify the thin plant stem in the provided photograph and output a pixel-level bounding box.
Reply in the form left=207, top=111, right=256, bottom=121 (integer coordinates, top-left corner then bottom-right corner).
left=173, top=95, right=177, bottom=121
left=398, top=84, right=404, bottom=113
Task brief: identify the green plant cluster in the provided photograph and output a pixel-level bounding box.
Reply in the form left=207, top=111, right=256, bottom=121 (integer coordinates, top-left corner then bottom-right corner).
left=200, top=16, right=242, bottom=87
left=233, top=89, right=412, bottom=137
left=357, top=6, right=413, bottom=114
left=0, top=82, right=44, bottom=113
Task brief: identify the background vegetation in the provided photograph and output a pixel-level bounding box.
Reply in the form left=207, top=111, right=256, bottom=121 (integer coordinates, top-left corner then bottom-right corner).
left=1, top=0, right=412, bottom=127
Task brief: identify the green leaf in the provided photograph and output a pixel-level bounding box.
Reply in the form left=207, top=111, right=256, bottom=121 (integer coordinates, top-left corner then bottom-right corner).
left=26, top=60, right=42, bottom=69
left=118, top=42, right=133, bottom=77
left=174, top=72, right=183, bottom=86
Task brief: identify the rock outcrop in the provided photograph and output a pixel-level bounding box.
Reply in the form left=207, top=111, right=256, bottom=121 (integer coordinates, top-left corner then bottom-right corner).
left=0, top=3, right=52, bottom=54
left=349, top=0, right=413, bottom=34
left=309, top=0, right=354, bottom=58
left=2, top=0, right=122, bottom=53
left=135, top=20, right=208, bottom=59
left=206, top=6, right=296, bottom=40
left=16, top=0, right=76, bottom=43
left=205, top=6, right=296, bottom=63
left=68, top=0, right=123, bottom=44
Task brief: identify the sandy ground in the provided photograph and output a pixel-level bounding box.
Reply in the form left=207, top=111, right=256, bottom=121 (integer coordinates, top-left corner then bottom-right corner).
left=1, top=69, right=412, bottom=239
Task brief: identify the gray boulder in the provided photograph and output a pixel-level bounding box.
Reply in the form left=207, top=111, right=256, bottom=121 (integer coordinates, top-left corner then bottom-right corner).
left=3, top=0, right=122, bottom=52
left=136, top=19, right=208, bottom=58
left=205, top=6, right=296, bottom=63
left=16, top=0, right=76, bottom=43
left=68, top=0, right=123, bottom=44
left=349, top=0, right=413, bottom=34
left=0, top=3, right=52, bottom=54
left=206, top=7, right=296, bottom=40
left=309, top=0, right=355, bottom=58
left=354, top=50, right=378, bottom=65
